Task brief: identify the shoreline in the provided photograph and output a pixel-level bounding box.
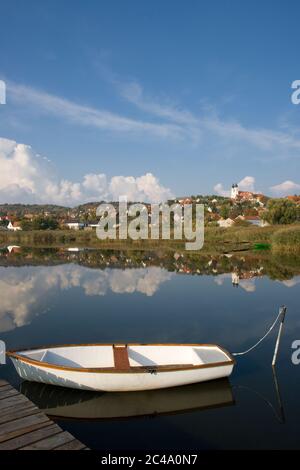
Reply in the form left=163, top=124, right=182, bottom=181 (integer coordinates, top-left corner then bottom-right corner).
left=0, top=224, right=300, bottom=254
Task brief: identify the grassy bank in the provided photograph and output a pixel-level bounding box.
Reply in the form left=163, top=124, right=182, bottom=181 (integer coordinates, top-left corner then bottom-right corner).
left=1, top=224, right=299, bottom=253
left=0, top=229, right=185, bottom=251
left=271, top=226, right=300, bottom=253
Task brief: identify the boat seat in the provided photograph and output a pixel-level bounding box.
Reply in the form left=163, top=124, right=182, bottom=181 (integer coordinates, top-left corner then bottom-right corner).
left=113, top=345, right=130, bottom=370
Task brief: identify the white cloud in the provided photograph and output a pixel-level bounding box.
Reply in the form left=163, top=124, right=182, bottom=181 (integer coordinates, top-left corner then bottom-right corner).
left=8, top=81, right=183, bottom=140
left=238, top=176, right=255, bottom=192
left=118, top=80, right=198, bottom=126
left=270, top=180, right=300, bottom=196
left=214, top=175, right=256, bottom=197
left=6, top=78, right=300, bottom=154
left=112, top=75, right=300, bottom=152
left=213, top=183, right=230, bottom=197
left=109, top=173, right=172, bottom=203
left=0, top=137, right=173, bottom=204
left=202, top=116, right=300, bottom=151
left=82, top=174, right=107, bottom=195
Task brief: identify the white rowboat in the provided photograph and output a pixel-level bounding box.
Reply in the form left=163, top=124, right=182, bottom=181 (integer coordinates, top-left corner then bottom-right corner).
left=8, top=343, right=234, bottom=392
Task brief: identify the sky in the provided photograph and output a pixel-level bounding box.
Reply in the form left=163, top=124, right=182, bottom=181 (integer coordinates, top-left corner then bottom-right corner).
left=1, top=0, right=300, bottom=205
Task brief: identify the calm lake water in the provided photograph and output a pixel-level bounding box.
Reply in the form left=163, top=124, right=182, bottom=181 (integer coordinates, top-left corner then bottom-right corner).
left=0, top=247, right=299, bottom=450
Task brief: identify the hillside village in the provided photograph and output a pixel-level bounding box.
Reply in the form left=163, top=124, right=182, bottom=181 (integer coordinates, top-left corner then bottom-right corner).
left=0, top=183, right=299, bottom=232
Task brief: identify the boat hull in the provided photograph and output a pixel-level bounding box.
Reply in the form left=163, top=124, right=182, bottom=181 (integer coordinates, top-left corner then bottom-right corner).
left=10, top=357, right=233, bottom=392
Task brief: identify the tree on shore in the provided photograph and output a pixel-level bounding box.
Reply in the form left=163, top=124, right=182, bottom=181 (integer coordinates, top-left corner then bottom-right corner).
left=262, top=199, right=300, bottom=225
left=220, top=204, right=231, bottom=219
left=21, top=216, right=59, bottom=231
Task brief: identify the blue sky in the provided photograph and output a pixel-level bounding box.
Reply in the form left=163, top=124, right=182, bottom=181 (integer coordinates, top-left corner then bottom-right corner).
left=0, top=0, right=300, bottom=204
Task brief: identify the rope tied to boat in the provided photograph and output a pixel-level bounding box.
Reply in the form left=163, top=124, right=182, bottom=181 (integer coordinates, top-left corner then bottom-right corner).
left=232, top=306, right=287, bottom=357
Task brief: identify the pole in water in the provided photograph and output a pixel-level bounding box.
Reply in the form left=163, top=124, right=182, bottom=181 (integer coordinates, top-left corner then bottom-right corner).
left=272, top=365, right=285, bottom=423
left=272, top=306, right=287, bottom=366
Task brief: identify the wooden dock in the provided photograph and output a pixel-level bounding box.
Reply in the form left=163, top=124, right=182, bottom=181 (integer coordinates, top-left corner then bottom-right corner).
left=0, top=379, right=89, bottom=450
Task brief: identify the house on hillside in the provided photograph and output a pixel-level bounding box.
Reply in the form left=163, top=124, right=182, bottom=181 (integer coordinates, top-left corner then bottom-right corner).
left=7, top=245, right=21, bottom=254
left=177, top=197, right=193, bottom=205
left=207, top=213, right=220, bottom=224
left=7, top=221, right=22, bottom=231
left=286, top=195, right=300, bottom=205
left=217, top=218, right=235, bottom=228
left=231, top=184, right=265, bottom=205
left=235, top=215, right=269, bottom=227
left=235, top=215, right=270, bottom=227
left=87, top=222, right=100, bottom=228
left=235, top=215, right=260, bottom=226
left=23, top=213, right=34, bottom=221
left=64, top=221, right=85, bottom=230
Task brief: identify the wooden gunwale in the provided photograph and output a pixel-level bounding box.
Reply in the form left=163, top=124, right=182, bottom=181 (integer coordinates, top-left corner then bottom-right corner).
left=7, top=343, right=235, bottom=374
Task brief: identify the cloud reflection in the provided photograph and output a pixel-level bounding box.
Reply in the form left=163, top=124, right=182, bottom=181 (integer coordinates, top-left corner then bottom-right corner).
left=0, top=266, right=172, bottom=332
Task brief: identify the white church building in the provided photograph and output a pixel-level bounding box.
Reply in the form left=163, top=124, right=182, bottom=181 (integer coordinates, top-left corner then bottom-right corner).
left=231, top=184, right=239, bottom=199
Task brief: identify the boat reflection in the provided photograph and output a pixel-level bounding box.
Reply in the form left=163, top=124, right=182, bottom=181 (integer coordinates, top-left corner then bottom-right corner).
left=21, top=378, right=234, bottom=420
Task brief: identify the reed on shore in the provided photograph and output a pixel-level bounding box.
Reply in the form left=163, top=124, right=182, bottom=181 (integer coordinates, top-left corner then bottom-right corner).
left=271, top=226, right=300, bottom=253
left=1, top=224, right=299, bottom=253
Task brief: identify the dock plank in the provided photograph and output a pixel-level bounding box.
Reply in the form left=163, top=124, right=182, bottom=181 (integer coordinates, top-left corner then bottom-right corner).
left=21, top=431, right=76, bottom=450
left=0, top=384, right=14, bottom=393
left=55, top=439, right=87, bottom=450
left=0, top=394, right=29, bottom=411
left=0, top=424, right=62, bottom=450
left=0, top=401, right=36, bottom=417
left=0, top=413, right=50, bottom=442
left=0, top=405, right=40, bottom=425
left=0, top=387, right=20, bottom=400
left=0, top=380, right=88, bottom=450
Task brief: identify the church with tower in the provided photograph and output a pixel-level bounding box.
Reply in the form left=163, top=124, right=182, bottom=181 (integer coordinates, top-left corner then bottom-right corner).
left=231, top=184, right=239, bottom=199
left=231, top=183, right=265, bottom=204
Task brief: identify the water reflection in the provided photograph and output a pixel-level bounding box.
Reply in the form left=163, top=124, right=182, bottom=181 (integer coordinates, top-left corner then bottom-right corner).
left=0, top=265, right=172, bottom=332
left=1, top=246, right=300, bottom=333
left=280, top=276, right=300, bottom=288
left=1, top=246, right=299, bottom=449
left=21, top=378, right=234, bottom=420
left=1, top=246, right=300, bottom=281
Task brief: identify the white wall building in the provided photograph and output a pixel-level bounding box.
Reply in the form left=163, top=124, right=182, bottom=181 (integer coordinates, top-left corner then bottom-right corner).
left=231, top=184, right=239, bottom=199
left=217, top=218, right=235, bottom=228
left=65, top=222, right=85, bottom=230
left=7, top=221, right=22, bottom=231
